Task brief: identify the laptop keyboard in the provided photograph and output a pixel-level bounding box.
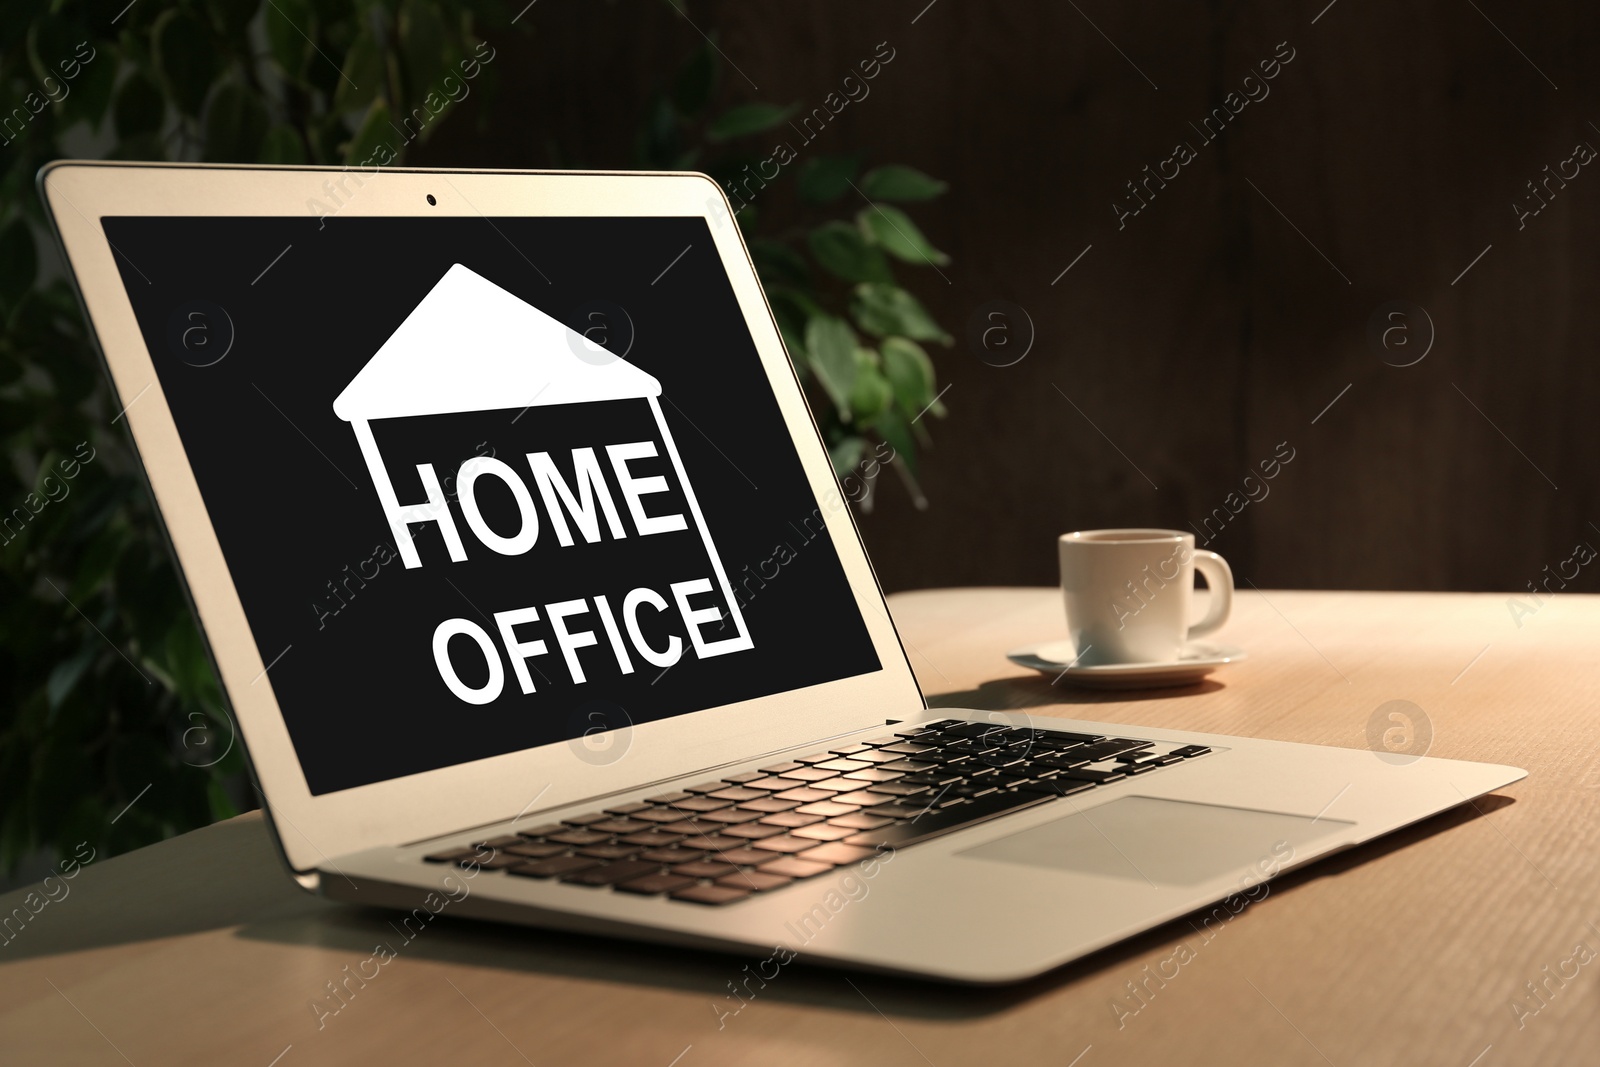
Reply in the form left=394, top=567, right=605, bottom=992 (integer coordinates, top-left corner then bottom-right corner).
left=423, top=719, right=1212, bottom=906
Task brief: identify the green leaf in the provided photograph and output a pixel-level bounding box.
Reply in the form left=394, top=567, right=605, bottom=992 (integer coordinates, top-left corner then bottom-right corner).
left=797, top=154, right=860, bottom=204
left=672, top=41, right=717, bottom=116
left=850, top=283, right=951, bottom=344
left=860, top=164, right=948, bottom=201
left=265, top=0, right=315, bottom=82
left=206, top=0, right=263, bottom=46
left=849, top=353, right=894, bottom=423
left=828, top=436, right=867, bottom=477
left=61, top=42, right=117, bottom=131
left=26, top=17, right=85, bottom=94
left=807, top=221, right=891, bottom=284
left=857, top=204, right=949, bottom=266
left=260, top=124, right=308, bottom=164
left=804, top=314, right=858, bottom=414
left=881, top=336, right=942, bottom=417
left=113, top=72, right=166, bottom=140
left=152, top=9, right=221, bottom=117
left=707, top=102, right=796, bottom=142
left=46, top=644, right=96, bottom=711
left=335, top=29, right=383, bottom=113
left=869, top=407, right=919, bottom=480
left=399, top=0, right=448, bottom=101
left=202, top=83, right=269, bottom=163
left=345, top=100, right=395, bottom=166
left=0, top=221, right=38, bottom=306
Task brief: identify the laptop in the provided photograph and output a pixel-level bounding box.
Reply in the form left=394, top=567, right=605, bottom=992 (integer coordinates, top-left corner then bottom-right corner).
left=40, top=162, right=1524, bottom=983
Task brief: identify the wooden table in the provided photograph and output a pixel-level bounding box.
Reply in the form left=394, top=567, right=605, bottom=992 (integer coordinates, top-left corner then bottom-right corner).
left=2, top=588, right=1596, bottom=1066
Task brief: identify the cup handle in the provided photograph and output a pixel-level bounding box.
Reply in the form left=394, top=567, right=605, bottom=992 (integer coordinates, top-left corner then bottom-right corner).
left=1188, top=550, right=1233, bottom=639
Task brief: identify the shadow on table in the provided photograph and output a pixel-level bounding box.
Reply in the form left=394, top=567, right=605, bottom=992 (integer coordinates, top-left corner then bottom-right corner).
left=927, top=674, right=1226, bottom=711
left=226, top=794, right=1515, bottom=1021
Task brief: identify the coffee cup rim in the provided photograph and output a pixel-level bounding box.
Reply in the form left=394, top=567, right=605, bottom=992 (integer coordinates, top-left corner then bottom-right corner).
left=1060, top=528, right=1192, bottom=546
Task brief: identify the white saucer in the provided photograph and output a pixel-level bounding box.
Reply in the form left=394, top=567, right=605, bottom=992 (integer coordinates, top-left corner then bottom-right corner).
left=1006, top=640, right=1247, bottom=690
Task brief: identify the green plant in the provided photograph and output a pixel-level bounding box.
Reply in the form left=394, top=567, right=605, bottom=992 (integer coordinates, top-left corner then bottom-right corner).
left=0, top=0, right=517, bottom=873
left=630, top=41, right=952, bottom=508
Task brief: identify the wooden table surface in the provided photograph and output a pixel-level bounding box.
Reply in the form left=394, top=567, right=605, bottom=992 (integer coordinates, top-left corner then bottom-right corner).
left=3, top=588, right=1597, bottom=1066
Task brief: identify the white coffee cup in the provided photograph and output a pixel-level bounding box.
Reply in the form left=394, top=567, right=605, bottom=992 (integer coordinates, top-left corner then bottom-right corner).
left=1058, top=528, right=1233, bottom=666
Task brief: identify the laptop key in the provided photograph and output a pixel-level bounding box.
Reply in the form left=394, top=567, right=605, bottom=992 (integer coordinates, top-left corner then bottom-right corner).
left=1170, top=745, right=1212, bottom=758
left=699, top=809, right=764, bottom=824
left=1056, top=768, right=1125, bottom=784
left=813, top=758, right=871, bottom=772
left=670, top=796, right=734, bottom=812
left=646, top=792, right=695, bottom=804
left=631, top=808, right=692, bottom=824
left=506, top=842, right=568, bottom=859
left=590, top=818, right=651, bottom=834
left=1039, top=731, right=1103, bottom=746
left=721, top=822, right=787, bottom=840
left=1017, top=779, right=1095, bottom=797
left=672, top=860, right=740, bottom=878
left=784, top=766, right=843, bottom=782
left=842, top=767, right=903, bottom=782
left=759, top=811, right=825, bottom=828
left=707, top=787, right=769, bottom=802
left=508, top=855, right=602, bottom=879
left=828, top=812, right=893, bottom=830
left=671, top=884, right=751, bottom=905
left=684, top=781, right=732, bottom=794
left=562, top=860, right=663, bottom=887
left=516, top=823, right=566, bottom=839
left=577, top=844, right=642, bottom=860
left=616, top=873, right=698, bottom=895
left=640, top=848, right=699, bottom=864
left=737, top=797, right=801, bottom=813
left=878, top=742, right=937, bottom=755
left=792, top=824, right=854, bottom=842
left=718, top=871, right=792, bottom=892
left=604, top=802, right=651, bottom=815
left=546, top=830, right=611, bottom=846
left=743, top=776, right=811, bottom=792
left=758, top=762, right=804, bottom=774
left=799, top=843, right=877, bottom=866
left=756, top=857, right=831, bottom=879
left=722, top=772, right=765, bottom=784
left=558, top=815, right=608, bottom=828
left=809, top=779, right=873, bottom=795
left=619, top=831, right=684, bottom=847
left=795, top=800, right=863, bottom=817
left=847, top=749, right=904, bottom=764
left=881, top=759, right=935, bottom=773
left=845, top=790, right=1051, bottom=849
left=829, top=743, right=872, bottom=756
left=679, top=835, right=746, bottom=852
left=865, top=782, right=929, bottom=797
left=753, top=835, right=821, bottom=854
left=773, top=787, right=834, bottom=803
left=717, top=847, right=780, bottom=865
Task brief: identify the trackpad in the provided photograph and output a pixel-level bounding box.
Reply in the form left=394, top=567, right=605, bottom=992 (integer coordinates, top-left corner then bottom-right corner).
left=960, top=796, right=1354, bottom=887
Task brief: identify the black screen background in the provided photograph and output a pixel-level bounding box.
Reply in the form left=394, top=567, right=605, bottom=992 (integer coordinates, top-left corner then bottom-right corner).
left=100, top=215, right=880, bottom=794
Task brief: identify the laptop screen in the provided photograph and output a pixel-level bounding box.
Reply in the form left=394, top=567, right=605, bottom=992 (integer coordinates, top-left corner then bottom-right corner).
left=100, top=215, right=882, bottom=795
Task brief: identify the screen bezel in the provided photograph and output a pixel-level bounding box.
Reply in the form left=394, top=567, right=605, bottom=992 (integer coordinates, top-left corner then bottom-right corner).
left=40, top=162, right=926, bottom=876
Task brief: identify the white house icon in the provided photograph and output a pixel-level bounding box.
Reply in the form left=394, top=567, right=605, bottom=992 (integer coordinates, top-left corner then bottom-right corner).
left=332, top=263, right=752, bottom=675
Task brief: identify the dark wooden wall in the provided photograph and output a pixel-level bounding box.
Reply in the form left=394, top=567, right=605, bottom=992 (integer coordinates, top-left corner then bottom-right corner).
left=424, top=0, right=1600, bottom=594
